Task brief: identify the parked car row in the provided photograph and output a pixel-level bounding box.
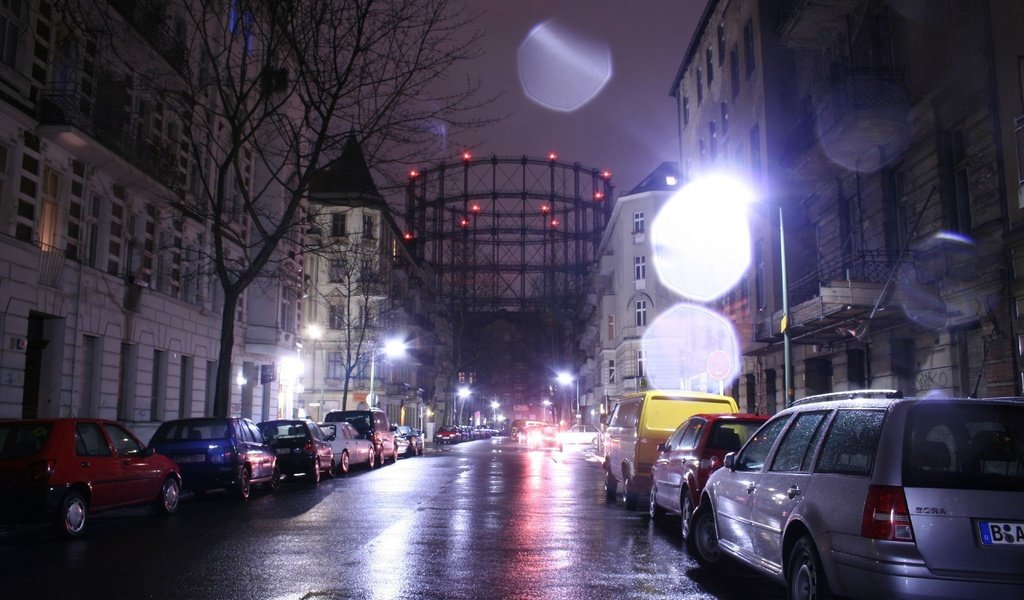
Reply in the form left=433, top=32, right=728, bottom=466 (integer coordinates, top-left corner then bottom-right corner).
left=432, top=425, right=496, bottom=444
left=605, top=389, right=1024, bottom=599
left=0, top=407, right=420, bottom=537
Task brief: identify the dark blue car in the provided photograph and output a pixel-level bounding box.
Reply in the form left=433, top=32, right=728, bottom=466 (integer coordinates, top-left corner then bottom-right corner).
left=149, top=417, right=279, bottom=500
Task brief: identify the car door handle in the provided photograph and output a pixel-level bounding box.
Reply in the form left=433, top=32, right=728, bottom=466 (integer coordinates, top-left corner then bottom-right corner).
left=746, top=483, right=756, bottom=494
left=787, top=484, right=801, bottom=499
left=80, top=461, right=90, bottom=468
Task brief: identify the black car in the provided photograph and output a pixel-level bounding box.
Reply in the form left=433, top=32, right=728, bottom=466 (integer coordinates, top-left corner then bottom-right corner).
left=394, top=425, right=424, bottom=457
left=258, top=419, right=335, bottom=483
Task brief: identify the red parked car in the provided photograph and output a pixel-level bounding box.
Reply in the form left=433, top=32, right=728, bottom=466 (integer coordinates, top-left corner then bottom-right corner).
left=648, top=412, right=769, bottom=539
left=0, top=418, right=182, bottom=537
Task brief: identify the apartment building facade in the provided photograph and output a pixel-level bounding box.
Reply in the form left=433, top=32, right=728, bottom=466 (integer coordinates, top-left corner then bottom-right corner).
left=668, top=0, right=1024, bottom=411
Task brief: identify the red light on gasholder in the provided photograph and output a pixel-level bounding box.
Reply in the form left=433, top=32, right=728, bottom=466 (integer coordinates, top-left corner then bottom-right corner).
left=540, top=205, right=550, bottom=214
left=403, top=232, right=414, bottom=240
left=594, top=191, right=605, bottom=201
left=462, top=151, right=472, bottom=161
left=550, top=218, right=560, bottom=227
left=548, top=152, right=558, bottom=161
left=600, top=170, right=612, bottom=179
left=459, top=217, right=470, bottom=228
left=409, top=170, right=419, bottom=178
left=471, top=204, right=481, bottom=213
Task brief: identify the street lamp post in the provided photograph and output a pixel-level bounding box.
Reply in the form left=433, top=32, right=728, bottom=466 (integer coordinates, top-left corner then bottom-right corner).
left=367, top=338, right=407, bottom=407
left=542, top=399, right=552, bottom=422
left=557, top=371, right=580, bottom=426
left=304, top=324, right=324, bottom=420
left=490, top=400, right=499, bottom=424
left=457, top=386, right=471, bottom=425
left=777, top=205, right=793, bottom=407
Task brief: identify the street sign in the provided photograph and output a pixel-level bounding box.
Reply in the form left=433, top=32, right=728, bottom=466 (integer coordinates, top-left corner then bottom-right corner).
left=706, top=350, right=732, bottom=380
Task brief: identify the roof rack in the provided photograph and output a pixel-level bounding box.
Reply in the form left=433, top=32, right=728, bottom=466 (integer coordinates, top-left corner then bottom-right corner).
left=791, top=389, right=903, bottom=407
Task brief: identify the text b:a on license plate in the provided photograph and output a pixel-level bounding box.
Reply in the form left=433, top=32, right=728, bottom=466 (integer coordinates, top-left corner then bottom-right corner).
left=978, top=521, right=1024, bottom=545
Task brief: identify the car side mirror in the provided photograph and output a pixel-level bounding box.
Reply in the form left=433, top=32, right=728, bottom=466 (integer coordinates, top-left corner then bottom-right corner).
left=142, top=447, right=156, bottom=457
left=390, top=425, right=398, bottom=432
left=656, top=442, right=666, bottom=452
left=724, top=452, right=736, bottom=471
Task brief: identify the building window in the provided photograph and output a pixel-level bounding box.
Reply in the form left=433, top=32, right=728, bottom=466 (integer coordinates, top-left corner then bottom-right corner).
left=750, top=124, right=761, bottom=175
left=637, top=349, right=645, bottom=378
left=329, top=259, right=344, bottom=282
left=946, top=127, right=972, bottom=233
left=326, top=351, right=343, bottom=380
left=755, top=240, right=767, bottom=310
left=720, top=102, right=729, bottom=136
left=362, top=214, right=374, bottom=239
left=706, top=47, right=714, bottom=85
left=331, top=213, right=346, bottom=237
left=635, top=300, right=648, bottom=327
left=743, top=20, right=755, bottom=78
left=696, top=68, right=703, bottom=105
left=634, top=256, right=646, bottom=281
left=717, top=22, right=726, bottom=62
left=633, top=211, right=645, bottom=233
left=0, top=0, right=23, bottom=69
left=608, top=359, right=616, bottom=384
left=709, top=121, right=717, bottom=160
left=329, top=304, right=344, bottom=329
left=682, top=96, right=689, bottom=126
left=729, top=46, right=740, bottom=101
left=607, top=315, right=616, bottom=339
left=39, top=167, right=61, bottom=248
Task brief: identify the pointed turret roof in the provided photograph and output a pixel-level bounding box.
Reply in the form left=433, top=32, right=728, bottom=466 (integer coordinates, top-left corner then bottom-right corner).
left=309, top=134, right=385, bottom=205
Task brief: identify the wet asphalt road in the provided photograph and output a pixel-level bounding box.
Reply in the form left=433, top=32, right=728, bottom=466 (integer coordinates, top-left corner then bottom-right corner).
left=0, top=436, right=785, bottom=600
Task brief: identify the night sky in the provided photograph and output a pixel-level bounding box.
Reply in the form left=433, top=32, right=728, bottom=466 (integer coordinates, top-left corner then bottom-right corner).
left=447, top=0, right=706, bottom=196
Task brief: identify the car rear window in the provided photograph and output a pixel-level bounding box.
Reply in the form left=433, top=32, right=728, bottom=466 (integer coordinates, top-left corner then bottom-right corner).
left=151, top=419, right=231, bottom=442
left=0, top=423, right=52, bottom=458
left=903, top=402, right=1024, bottom=491
left=706, top=420, right=763, bottom=452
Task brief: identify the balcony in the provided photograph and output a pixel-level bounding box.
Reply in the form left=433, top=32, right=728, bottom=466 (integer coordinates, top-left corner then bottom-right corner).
left=782, top=68, right=910, bottom=178
left=756, top=250, right=917, bottom=345
left=774, top=0, right=860, bottom=48
left=37, top=86, right=182, bottom=193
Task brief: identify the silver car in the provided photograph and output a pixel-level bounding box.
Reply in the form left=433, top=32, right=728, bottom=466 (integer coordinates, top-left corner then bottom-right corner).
left=687, top=393, right=1024, bottom=599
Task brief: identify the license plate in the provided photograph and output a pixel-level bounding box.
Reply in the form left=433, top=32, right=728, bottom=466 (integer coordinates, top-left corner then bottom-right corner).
left=978, top=520, right=1024, bottom=545
left=175, top=454, right=206, bottom=464
left=275, top=448, right=291, bottom=455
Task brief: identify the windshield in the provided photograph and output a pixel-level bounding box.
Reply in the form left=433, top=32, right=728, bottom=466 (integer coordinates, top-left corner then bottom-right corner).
left=0, top=422, right=52, bottom=458
left=903, top=402, right=1023, bottom=491
left=151, top=419, right=231, bottom=442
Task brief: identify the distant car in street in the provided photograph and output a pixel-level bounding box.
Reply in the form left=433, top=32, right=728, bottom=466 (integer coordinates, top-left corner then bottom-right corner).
left=687, top=393, right=1024, bottom=600
left=320, top=421, right=376, bottom=473
left=648, top=413, right=768, bottom=538
left=434, top=426, right=462, bottom=444
left=258, top=419, right=334, bottom=483
left=558, top=424, right=601, bottom=447
left=323, top=408, right=398, bottom=466
left=394, top=425, right=424, bottom=457
left=149, top=417, right=279, bottom=500
left=0, top=418, right=181, bottom=537
left=525, top=424, right=562, bottom=451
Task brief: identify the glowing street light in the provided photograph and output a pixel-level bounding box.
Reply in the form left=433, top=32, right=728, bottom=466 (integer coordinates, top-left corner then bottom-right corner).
left=490, top=400, right=499, bottom=423
left=367, top=337, right=407, bottom=406
left=557, top=371, right=580, bottom=424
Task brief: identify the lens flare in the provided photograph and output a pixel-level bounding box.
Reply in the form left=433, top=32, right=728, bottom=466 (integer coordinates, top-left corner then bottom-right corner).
left=650, top=174, right=753, bottom=301
left=517, top=19, right=612, bottom=112
left=642, top=303, right=740, bottom=390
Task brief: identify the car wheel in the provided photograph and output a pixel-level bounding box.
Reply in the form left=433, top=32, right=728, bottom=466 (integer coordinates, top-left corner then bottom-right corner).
left=648, top=482, right=666, bottom=522
left=325, top=458, right=336, bottom=479
left=622, top=477, right=639, bottom=510
left=679, top=489, right=693, bottom=541
left=367, top=449, right=376, bottom=469
left=788, top=536, right=832, bottom=600
left=155, top=476, right=180, bottom=515
left=391, top=445, right=399, bottom=463
left=238, top=466, right=252, bottom=500
left=267, top=466, right=281, bottom=492
left=56, top=490, right=88, bottom=537
left=338, top=451, right=350, bottom=475
left=604, top=469, right=617, bottom=502
left=374, top=448, right=384, bottom=468
left=687, top=505, right=722, bottom=569
left=310, top=459, right=321, bottom=485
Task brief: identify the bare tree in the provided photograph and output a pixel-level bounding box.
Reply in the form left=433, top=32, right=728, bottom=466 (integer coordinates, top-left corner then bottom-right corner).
left=58, top=0, right=487, bottom=416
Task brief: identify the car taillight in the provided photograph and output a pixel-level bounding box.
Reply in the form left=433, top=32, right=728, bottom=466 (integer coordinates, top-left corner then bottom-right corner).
left=303, top=441, right=315, bottom=454
left=861, top=485, right=914, bottom=541
left=210, top=450, right=234, bottom=464
left=26, top=460, right=55, bottom=483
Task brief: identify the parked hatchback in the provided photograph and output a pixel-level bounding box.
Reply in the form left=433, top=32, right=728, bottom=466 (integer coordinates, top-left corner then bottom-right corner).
left=649, top=412, right=769, bottom=538
left=149, top=417, right=279, bottom=500
left=0, top=418, right=181, bottom=537
left=687, top=394, right=1024, bottom=599
left=320, top=421, right=377, bottom=473
left=258, top=419, right=334, bottom=483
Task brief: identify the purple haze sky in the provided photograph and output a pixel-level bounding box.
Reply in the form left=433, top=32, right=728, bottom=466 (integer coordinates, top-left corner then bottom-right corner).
left=451, top=0, right=706, bottom=195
